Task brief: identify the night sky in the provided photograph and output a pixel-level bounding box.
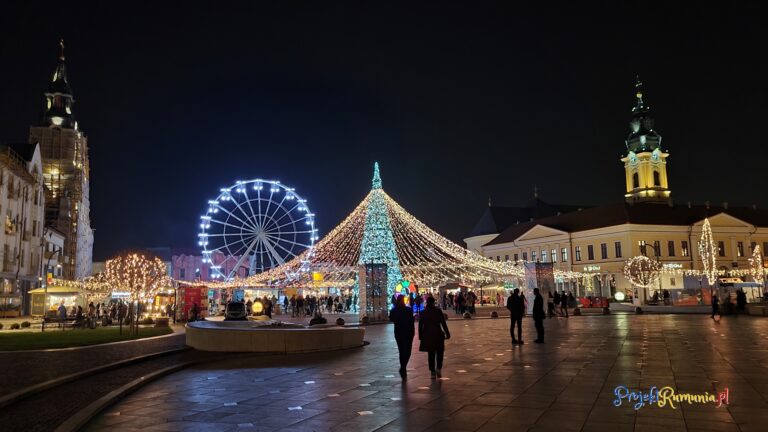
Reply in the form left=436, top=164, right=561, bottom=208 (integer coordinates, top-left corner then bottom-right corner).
left=1, top=2, right=766, bottom=261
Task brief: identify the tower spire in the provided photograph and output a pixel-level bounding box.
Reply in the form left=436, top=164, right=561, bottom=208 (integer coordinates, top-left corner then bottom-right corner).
left=59, top=38, right=65, bottom=61
left=632, top=75, right=644, bottom=112
left=371, top=162, right=382, bottom=190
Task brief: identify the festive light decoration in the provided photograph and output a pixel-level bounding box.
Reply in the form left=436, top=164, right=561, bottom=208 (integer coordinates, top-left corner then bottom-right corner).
left=103, top=253, right=170, bottom=301
left=199, top=178, right=316, bottom=281
left=698, top=218, right=717, bottom=286
left=196, top=163, right=523, bottom=289
left=749, top=245, right=764, bottom=285
left=358, top=162, right=403, bottom=300
left=623, top=256, right=662, bottom=289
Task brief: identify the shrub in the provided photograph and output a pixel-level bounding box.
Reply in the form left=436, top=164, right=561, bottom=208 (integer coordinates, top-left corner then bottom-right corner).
left=10, top=323, right=20, bottom=330
left=20, top=321, right=31, bottom=328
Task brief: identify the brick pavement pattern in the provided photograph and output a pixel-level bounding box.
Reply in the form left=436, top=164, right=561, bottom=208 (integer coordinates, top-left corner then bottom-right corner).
left=85, top=315, right=768, bottom=432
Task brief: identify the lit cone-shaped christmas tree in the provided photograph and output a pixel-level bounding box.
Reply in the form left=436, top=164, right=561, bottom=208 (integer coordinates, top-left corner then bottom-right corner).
left=358, top=162, right=403, bottom=301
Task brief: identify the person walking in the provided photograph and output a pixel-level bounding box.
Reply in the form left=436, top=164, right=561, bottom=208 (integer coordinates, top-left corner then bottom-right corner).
left=560, top=290, right=569, bottom=318
left=419, top=297, right=450, bottom=378
left=506, top=288, right=524, bottom=344
left=547, top=291, right=555, bottom=318
left=533, top=288, right=545, bottom=343
left=389, top=295, right=415, bottom=380
left=711, top=293, right=720, bottom=319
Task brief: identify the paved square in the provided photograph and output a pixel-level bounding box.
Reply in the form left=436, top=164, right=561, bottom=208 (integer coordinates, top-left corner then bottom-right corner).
left=85, top=315, right=768, bottom=431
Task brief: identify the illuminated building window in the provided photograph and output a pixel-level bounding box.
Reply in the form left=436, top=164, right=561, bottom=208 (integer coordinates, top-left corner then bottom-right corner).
left=587, top=245, right=594, bottom=261
left=668, top=241, right=675, bottom=257
left=541, top=250, right=547, bottom=262
left=737, top=242, right=744, bottom=257
left=504, top=254, right=509, bottom=261
left=531, top=251, right=537, bottom=262
left=575, top=246, right=582, bottom=261
left=681, top=241, right=690, bottom=257
left=522, top=252, right=528, bottom=261
left=513, top=253, right=519, bottom=262
left=653, top=241, right=661, bottom=257
left=561, top=248, right=568, bottom=262
left=639, top=240, right=647, bottom=256
left=718, top=241, right=725, bottom=257
left=551, top=249, right=557, bottom=263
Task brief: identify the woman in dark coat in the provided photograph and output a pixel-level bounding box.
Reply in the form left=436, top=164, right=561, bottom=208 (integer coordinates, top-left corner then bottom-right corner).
left=389, top=295, right=415, bottom=379
left=419, top=296, right=450, bottom=378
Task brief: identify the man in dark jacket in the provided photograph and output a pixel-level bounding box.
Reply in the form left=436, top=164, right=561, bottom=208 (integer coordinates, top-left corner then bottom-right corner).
left=389, top=295, right=415, bottom=379
left=533, top=288, right=545, bottom=343
left=506, top=288, right=524, bottom=344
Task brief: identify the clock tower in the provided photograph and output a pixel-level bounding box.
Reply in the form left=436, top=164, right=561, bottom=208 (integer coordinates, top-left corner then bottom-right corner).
left=621, top=76, right=671, bottom=203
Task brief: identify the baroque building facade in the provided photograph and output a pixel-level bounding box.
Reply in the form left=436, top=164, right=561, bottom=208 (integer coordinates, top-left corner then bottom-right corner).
left=465, top=78, right=768, bottom=304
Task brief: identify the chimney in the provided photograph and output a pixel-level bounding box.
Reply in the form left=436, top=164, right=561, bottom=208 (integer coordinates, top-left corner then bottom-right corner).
left=723, top=202, right=729, bottom=209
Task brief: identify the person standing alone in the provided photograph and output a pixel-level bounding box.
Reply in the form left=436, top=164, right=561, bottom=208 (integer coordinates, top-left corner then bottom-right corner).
left=533, top=288, right=545, bottom=343
left=506, top=288, right=524, bottom=344
left=419, top=296, right=451, bottom=378
left=389, top=295, right=415, bottom=379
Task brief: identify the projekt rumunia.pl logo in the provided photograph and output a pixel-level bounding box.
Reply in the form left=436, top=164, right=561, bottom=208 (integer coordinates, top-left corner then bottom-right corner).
left=613, top=385, right=729, bottom=410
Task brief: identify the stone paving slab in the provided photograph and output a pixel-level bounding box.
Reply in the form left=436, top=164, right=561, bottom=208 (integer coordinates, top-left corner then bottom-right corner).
left=85, top=315, right=768, bottom=431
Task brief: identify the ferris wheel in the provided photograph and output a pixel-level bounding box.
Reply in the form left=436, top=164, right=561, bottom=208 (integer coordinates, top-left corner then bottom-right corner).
left=198, top=179, right=317, bottom=281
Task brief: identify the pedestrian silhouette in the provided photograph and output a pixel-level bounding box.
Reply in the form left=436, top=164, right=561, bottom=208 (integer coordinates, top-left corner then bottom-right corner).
left=389, top=295, right=415, bottom=380
left=419, top=296, right=450, bottom=378
left=533, top=288, right=545, bottom=343
left=506, top=288, right=524, bottom=344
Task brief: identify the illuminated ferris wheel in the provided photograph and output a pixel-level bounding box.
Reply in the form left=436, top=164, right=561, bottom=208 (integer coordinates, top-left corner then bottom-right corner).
left=198, top=179, right=317, bottom=281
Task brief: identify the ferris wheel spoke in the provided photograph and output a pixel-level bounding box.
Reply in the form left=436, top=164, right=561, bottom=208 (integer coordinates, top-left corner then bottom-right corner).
left=228, top=191, right=261, bottom=232
left=212, top=203, right=259, bottom=233
left=265, top=236, right=301, bottom=261
left=227, top=237, right=259, bottom=279
left=209, top=218, right=258, bottom=233
left=264, top=233, right=313, bottom=249
left=268, top=201, right=302, bottom=229
left=240, top=187, right=260, bottom=229
left=260, top=234, right=289, bottom=266
left=267, top=213, right=308, bottom=233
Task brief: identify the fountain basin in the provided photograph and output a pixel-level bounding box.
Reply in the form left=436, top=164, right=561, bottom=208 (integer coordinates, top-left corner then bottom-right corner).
left=185, top=320, right=365, bottom=353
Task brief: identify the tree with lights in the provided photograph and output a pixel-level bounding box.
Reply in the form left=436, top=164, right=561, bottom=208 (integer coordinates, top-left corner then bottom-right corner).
left=749, top=245, right=764, bottom=287
left=104, top=253, right=168, bottom=334
left=698, top=218, right=718, bottom=301
left=358, top=162, right=403, bottom=306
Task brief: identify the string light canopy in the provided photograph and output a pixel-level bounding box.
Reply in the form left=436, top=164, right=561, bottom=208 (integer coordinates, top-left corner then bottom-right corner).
left=198, top=163, right=527, bottom=289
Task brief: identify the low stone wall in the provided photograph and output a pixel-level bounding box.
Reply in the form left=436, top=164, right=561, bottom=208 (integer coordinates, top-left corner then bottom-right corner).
left=185, top=321, right=365, bottom=353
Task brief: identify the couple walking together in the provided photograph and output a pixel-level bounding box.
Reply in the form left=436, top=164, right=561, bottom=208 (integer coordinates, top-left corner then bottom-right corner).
left=390, top=296, right=450, bottom=380
left=506, top=288, right=545, bottom=344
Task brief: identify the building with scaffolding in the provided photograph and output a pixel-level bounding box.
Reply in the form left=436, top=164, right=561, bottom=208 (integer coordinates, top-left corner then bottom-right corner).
left=28, top=40, right=93, bottom=280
